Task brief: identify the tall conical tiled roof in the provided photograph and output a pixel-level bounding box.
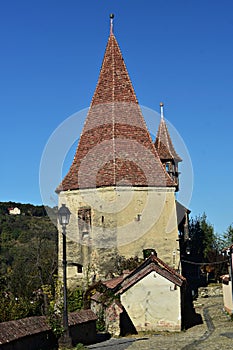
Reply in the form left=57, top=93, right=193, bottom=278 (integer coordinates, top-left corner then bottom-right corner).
left=56, top=30, right=175, bottom=193
left=90, top=33, right=138, bottom=106
left=155, top=103, right=182, bottom=162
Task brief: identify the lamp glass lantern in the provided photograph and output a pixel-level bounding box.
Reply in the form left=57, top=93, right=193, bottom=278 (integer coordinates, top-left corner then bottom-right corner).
left=58, top=204, right=71, bottom=226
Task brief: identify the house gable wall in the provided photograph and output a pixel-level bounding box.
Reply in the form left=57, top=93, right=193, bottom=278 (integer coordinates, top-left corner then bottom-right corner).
left=120, top=271, right=181, bottom=332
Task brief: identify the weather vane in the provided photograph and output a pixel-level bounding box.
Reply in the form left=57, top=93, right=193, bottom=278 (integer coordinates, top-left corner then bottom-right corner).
left=160, top=102, right=164, bottom=118
left=110, top=13, right=114, bottom=35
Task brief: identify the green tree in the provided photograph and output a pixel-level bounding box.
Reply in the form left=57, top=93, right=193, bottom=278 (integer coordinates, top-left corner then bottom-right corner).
left=186, top=213, right=228, bottom=283
left=223, top=224, right=233, bottom=247
left=189, top=213, right=216, bottom=261
left=0, top=204, right=58, bottom=321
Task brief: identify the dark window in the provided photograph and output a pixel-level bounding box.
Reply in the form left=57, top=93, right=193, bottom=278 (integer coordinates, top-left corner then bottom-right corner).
left=77, top=264, right=83, bottom=273
left=78, top=207, right=91, bottom=236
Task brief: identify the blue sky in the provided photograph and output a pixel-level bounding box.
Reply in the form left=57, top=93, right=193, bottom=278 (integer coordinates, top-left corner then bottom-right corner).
left=1, top=0, right=233, bottom=235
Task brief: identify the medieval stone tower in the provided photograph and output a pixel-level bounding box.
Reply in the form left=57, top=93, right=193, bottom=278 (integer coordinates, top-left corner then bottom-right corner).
left=56, top=17, right=182, bottom=289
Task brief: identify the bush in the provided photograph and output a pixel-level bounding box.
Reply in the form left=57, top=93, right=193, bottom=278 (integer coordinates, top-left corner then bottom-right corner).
left=68, top=289, right=84, bottom=312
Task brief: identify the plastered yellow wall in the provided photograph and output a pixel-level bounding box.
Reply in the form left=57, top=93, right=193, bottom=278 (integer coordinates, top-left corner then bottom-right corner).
left=58, top=186, right=179, bottom=288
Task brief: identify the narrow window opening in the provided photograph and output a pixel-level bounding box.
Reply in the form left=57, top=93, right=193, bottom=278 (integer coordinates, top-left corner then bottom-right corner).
left=77, top=264, right=83, bottom=273
left=78, top=207, right=91, bottom=237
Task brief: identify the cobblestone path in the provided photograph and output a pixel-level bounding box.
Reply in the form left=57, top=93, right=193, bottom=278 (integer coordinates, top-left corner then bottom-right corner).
left=88, top=295, right=233, bottom=350
left=127, top=296, right=233, bottom=350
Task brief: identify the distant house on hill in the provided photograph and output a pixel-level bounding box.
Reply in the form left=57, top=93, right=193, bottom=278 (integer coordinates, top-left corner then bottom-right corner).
left=8, top=207, right=21, bottom=215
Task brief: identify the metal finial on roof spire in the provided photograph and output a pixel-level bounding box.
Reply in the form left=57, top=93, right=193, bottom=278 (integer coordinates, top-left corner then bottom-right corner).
left=160, top=102, right=164, bottom=119
left=110, top=13, right=114, bottom=35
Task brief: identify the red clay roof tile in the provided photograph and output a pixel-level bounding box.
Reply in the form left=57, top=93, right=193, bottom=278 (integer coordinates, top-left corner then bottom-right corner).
left=102, top=275, right=124, bottom=289
left=110, top=254, right=186, bottom=294
left=0, top=310, right=97, bottom=345
left=56, top=34, right=175, bottom=192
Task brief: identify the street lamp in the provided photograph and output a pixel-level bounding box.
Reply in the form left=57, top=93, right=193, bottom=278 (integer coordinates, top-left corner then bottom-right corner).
left=58, top=203, right=72, bottom=347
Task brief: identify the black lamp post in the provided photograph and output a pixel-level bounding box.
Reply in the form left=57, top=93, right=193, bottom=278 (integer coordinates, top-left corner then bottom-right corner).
left=58, top=203, right=72, bottom=347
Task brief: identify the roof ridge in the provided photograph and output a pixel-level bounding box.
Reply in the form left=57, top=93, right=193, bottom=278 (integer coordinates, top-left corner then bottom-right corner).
left=114, top=256, right=185, bottom=295
left=151, top=255, right=186, bottom=281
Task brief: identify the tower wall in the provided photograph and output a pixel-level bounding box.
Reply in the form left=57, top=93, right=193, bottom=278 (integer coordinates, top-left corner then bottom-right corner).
left=58, top=186, right=179, bottom=289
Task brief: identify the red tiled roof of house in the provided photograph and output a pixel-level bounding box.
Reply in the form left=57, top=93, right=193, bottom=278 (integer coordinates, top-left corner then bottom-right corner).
left=0, top=316, right=49, bottom=345
left=111, top=254, right=186, bottom=295
left=68, top=309, right=97, bottom=325
left=149, top=254, right=186, bottom=282
left=102, top=275, right=125, bottom=289
left=0, top=310, right=97, bottom=345
left=154, top=104, right=182, bottom=162
left=56, top=31, right=175, bottom=192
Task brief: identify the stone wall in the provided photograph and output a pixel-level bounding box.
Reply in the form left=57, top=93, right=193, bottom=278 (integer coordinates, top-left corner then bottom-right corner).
left=105, top=301, right=123, bottom=336
left=58, top=186, right=179, bottom=288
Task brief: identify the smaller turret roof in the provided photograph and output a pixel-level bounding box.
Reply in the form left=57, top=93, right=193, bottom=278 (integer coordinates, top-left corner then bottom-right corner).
left=155, top=103, right=182, bottom=162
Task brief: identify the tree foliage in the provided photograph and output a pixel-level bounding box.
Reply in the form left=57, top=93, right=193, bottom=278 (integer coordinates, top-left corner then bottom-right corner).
left=189, top=213, right=215, bottom=261
left=0, top=203, right=58, bottom=322
left=186, top=213, right=228, bottom=282
left=223, top=224, right=233, bottom=248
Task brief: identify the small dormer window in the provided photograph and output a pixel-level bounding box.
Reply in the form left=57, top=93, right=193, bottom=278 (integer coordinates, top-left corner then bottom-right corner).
left=165, top=163, right=170, bottom=172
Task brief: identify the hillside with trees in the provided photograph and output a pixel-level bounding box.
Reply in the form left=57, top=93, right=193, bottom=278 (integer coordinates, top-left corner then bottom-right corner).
left=0, top=202, right=58, bottom=322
